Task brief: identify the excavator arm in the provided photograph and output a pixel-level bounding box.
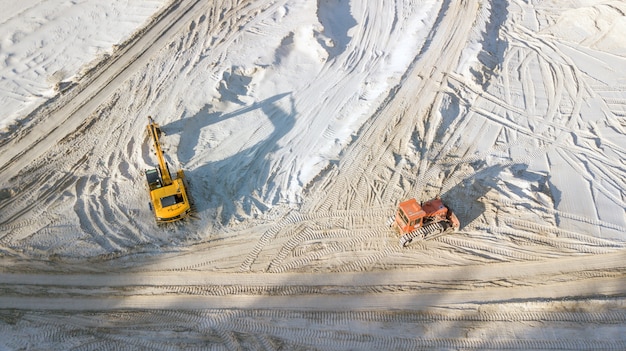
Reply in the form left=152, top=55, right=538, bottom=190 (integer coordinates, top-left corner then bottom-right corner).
left=147, top=116, right=172, bottom=186
left=145, top=116, right=191, bottom=223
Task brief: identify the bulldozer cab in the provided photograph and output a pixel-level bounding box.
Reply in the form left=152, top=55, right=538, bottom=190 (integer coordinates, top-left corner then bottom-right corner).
left=395, top=198, right=426, bottom=234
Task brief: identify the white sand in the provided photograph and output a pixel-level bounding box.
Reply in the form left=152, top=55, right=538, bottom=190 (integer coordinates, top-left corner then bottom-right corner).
left=0, top=0, right=625, bottom=349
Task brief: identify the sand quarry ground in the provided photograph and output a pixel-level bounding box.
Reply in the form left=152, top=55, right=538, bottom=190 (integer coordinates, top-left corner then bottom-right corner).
left=1, top=0, right=626, bottom=349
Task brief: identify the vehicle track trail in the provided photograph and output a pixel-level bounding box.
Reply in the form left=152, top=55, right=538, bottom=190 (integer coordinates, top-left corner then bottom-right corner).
left=0, top=0, right=204, bottom=180
left=305, top=0, right=480, bottom=214
left=3, top=303, right=625, bottom=350
left=1, top=1, right=626, bottom=349
left=0, top=0, right=287, bottom=257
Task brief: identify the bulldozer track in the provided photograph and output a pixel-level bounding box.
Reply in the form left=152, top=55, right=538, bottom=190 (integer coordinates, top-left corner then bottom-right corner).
left=192, top=308, right=626, bottom=324
left=266, top=227, right=394, bottom=273
left=193, top=315, right=626, bottom=351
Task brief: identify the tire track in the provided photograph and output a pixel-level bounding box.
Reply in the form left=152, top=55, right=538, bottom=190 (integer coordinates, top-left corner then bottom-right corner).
left=239, top=208, right=389, bottom=272
left=17, top=269, right=624, bottom=299
left=308, top=0, right=481, bottom=214
left=477, top=184, right=626, bottom=237
left=436, top=235, right=547, bottom=262
left=0, top=0, right=204, bottom=180
left=1, top=0, right=286, bottom=258
left=1, top=1, right=625, bottom=349
left=502, top=217, right=625, bottom=248
left=483, top=223, right=620, bottom=255
left=8, top=307, right=626, bottom=350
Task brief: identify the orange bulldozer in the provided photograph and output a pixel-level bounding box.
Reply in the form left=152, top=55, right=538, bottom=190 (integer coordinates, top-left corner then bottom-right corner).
left=391, top=197, right=460, bottom=247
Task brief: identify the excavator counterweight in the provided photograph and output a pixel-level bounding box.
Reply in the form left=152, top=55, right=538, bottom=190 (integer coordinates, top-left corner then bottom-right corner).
left=145, top=116, right=191, bottom=223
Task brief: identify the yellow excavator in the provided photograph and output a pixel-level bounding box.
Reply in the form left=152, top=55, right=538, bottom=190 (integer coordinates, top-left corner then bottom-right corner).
left=145, top=116, right=191, bottom=223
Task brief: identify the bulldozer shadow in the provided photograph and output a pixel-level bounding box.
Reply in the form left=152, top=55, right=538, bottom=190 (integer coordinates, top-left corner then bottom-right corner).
left=439, top=163, right=540, bottom=230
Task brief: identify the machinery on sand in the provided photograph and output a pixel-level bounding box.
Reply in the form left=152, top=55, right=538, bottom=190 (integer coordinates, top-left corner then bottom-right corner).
left=391, top=197, right=460, bottom=247
left=145, top=116, right=191, bottom=223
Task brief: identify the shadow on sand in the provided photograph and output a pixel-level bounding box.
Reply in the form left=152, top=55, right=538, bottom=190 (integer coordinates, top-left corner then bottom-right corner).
left=162, top=92, right=295, bottom=225
left=439, top=162, right=549, bottom=230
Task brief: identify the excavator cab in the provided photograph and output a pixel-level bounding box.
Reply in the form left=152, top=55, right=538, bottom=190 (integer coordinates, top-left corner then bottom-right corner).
left=145, top=169, right=162, bottom=190
left=145, top=116, right=191, bottom=223
left=148, top=176, right=190, bottom=222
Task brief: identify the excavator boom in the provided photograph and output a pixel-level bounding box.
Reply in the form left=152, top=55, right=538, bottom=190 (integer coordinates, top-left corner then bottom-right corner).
left=147, top=116, right=172, bottom=185
left=145, top=116, right=191, bottom=223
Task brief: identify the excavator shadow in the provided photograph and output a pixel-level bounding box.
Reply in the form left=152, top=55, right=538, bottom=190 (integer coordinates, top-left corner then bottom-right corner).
left=160, top=92, right=296, bottom=224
